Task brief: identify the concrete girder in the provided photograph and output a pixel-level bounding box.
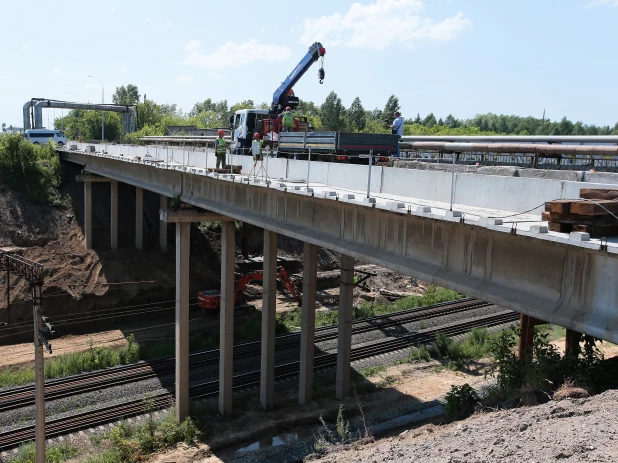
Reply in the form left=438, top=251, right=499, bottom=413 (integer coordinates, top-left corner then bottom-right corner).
left=58, top=153, right=618, bottom=344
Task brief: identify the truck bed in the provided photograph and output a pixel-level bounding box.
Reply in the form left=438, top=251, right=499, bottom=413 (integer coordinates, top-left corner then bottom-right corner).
left=278, top=131, right=398, bottom=155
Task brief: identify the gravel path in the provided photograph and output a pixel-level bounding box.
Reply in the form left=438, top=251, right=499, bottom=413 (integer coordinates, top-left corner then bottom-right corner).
left=310, top=390, right=618, bottom=463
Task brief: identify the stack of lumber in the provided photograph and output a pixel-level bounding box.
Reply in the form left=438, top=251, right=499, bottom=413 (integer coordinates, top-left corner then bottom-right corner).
left=543, top=188, right=618, bottom=237
left=207, top=165, right=242, bottom=174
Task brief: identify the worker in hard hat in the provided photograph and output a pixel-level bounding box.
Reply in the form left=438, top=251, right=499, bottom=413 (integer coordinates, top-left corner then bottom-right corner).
left=215, top=129, right=227, bottom=169
left=279, top=106, right=297, bottom=132
left=249, top=132, right=264, bottom=161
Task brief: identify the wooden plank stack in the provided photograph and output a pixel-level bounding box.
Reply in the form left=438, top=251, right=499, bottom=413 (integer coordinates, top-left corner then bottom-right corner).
left=543, top=189, right=618, bottom=237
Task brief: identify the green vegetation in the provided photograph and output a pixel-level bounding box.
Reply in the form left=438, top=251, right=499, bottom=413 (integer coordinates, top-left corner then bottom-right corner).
left=83, top=411, right=200, bottom=463
left=0, top=336, right=140, bottom=387
left=51, top=83, right=618, bottom=143
left=12, top=441, right=77, bottom=463
left=361, top=365, right=386, bottom=377
left=0, top=134, right=63, bottom=204
left=444, top=383, right=480, bottom=417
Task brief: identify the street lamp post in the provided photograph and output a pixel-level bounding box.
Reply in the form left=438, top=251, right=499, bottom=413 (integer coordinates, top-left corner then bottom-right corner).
left=88, top=75, right=104, bottom=142
left=68, top=92, right=81, bottom=139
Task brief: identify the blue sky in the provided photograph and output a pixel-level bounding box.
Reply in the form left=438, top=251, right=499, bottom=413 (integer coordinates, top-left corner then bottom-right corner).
left=0, top=0, right=616, bottom=128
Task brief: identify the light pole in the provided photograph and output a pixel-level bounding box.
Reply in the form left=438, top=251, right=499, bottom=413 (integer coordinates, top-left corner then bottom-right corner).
left=88, top=75, right=104, bottom=142
left=68, top=92, right=81, bottom=139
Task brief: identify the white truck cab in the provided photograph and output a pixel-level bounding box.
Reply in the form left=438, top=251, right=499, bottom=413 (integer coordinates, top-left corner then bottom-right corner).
left=230, top=109, right=269, bottom=154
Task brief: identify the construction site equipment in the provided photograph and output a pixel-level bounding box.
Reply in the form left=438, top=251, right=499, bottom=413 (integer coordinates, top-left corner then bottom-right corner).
left=197, top=267, right=300, bottom=310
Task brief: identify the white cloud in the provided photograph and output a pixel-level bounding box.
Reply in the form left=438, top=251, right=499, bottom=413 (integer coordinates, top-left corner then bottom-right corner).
left=184, top=39, right=291, bottom=69
left=85, top=83, right=99, bottom=90
left=144, top=17, right=155, bottom=23
left=0, top=75, right=8, bottom=79
left=300, top=0, right=472, bottom=50
left=111, top=68, right=128, bottom=73
left=22, top=45, right=29, bottom=50
left=51, top=69, right=64, bottom=76
left=166, top=21, right=176, bottom=29
left=290, top=27, right=296, bottom=34
left=586, top=0, right=618, bottom=6
left=184, top=40, right=201, bottom=51
left=208, top=71, right=223, bottom=80
left=111, top=7, right=116, bottom=12
left=176, top=74, right=195, bottom=84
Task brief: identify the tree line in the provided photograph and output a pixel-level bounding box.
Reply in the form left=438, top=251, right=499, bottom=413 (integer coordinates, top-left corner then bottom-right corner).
left=53, top=83, right=618, bottom=142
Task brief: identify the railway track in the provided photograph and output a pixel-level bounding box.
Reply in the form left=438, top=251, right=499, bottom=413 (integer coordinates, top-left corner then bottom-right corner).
left=0, top=309, right=518, bottom=450
left=0, top=298, right=489, bottom=413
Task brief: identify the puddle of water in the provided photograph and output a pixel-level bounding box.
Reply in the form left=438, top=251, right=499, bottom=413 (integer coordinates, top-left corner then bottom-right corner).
left=236, top=427, right=314, bottom=453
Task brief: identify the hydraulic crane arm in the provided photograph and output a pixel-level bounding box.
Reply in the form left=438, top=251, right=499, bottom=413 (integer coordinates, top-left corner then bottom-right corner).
left=271, top=42, right=325, bottom=113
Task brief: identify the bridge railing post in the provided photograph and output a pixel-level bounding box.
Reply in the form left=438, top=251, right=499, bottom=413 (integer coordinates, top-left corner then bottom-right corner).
left=306, top=147, right=312, bottom=189
left=366, top=150, right=373, bottom=198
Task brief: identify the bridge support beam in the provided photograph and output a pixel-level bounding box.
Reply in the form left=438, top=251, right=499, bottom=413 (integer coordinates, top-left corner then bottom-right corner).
left=219, top=221, right=235, bottom=416
left=175, top=221, right=190, bottom=421
left=565, top=329, right=582, bottom=357
left=159, top=195, right=168, bottom=252
left=336, top=254, right=355, bottom=400
left=110, top=181, right=118, bottom=250
left=299, top=242, right=317, bottom=405
left=518, top=314, right=537, bottom=362
left=84, top=182, right=92, bottom=250
left=135, top=187, right=143, bottom=250
left=260, top=230, right=278, bottom=410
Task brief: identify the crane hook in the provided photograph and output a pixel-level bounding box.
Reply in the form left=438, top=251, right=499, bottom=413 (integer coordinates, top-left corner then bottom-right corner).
left=318, top=68, right=325, bottom=84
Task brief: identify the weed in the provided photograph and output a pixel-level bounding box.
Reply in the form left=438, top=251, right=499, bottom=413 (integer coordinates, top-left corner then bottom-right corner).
left=444, top=383, right=480, bottom=417
left=12, top=441, right=77, bottom=463
left=361, top=365, right=386, bottom=377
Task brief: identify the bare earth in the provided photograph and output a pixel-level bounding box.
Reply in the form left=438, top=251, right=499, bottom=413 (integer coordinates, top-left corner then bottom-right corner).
left=309, top=390, right=618, bottom=463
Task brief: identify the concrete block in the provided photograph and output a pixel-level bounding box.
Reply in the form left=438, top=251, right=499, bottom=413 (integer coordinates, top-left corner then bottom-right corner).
left=387, top=201, right=406, bottom=211
left=476, top=166, right=519, bottom=177
left=570, top=232, right=590, bottom=242
left=341, top=193, right=356, bottom=201
left=322, top=191, right=338, bottom=199
left=479, top=217, right=504, bottom=227
left=529, top=225, right=549, bottom=234
left=445, top=210, right=462, bottom=219
left=362, top=197, right=376, bottom=205
left=416, top=206, right=432, bottom=213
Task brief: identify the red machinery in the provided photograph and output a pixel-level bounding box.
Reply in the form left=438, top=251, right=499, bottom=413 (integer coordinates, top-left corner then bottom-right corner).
left=197, top=267, right=300, bottom=311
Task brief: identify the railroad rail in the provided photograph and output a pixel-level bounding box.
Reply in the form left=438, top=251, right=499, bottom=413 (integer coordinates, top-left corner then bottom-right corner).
left=0, top=309, right=517, bottom=449
left=0, top=298, right=490, bottom=412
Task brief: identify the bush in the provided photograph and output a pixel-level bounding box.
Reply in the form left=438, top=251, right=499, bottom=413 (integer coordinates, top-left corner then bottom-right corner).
left=0, top=135, right=63, bottom=203
left=444, top=383, right=480, bottom=417
left=12, top=441, right=77, bottom=463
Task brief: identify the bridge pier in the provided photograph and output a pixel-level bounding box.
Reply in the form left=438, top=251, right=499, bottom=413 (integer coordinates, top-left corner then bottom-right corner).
left=160, top=209, right=235, bottom=421
left=135, top=187, right=143, bottom=250
left=299, top=242, right=317, bottom=405
left=336, top=254, right=355, bottom=400
left=518, top=314, right=537, bottom=362
left=565, top=329, right=582, bottom=357
left=219, top=221, right=236, bottom=416
left=159, top=195, right=168, bottom=252
left=260, top=230, right=277, bottom=410
left=110, top=181, right=118, bottom=250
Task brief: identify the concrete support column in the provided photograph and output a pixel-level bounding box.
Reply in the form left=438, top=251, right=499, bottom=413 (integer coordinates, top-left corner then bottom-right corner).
left=159, top=195, right=168, bottom=252
left=565, top=329, right=582, bottom=357
left=336, top=254, right=355, bottom=400
left=135, top=187, right=143, bottom=250
left=175, top=222, right=190, bottom=421
left=260, top=230, right=277, bottom=410
left=299, top=242, right=317, bottom=405
left=219, top=221, right=235, bottom=416
left=84, top=182, right=92, bottom=250
left=518, top=314, right=536, bottom=362
left=110, top=181, right=118, bottom=250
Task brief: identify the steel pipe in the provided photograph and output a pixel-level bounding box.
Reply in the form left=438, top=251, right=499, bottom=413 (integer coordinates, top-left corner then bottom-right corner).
left=399, top=141, right=618, bottom=156
left=400, top=135, right=618, bottom=144
left=33, top=100, right=135, bottom=133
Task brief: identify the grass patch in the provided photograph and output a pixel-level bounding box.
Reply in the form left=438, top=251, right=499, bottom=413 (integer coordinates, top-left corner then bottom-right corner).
left=361, top=365, right=386, bottom=377
left=83, top=410, right=200, bottom=463
left=544, top=324, right=567, bottom=342
left=12, top=441, right=77, bottom=463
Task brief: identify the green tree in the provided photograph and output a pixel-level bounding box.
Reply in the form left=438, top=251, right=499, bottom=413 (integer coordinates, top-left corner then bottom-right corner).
left=444, top=114, right=459, bottom=128
left=230, top=100, right=255, bottom=113
left=189, top=99, right=228, bottom=118
left=414, top=113, right=422, bottom=124
left=383, top=94, right=400, bottom=118
left=319, top=91, right=347, bottom=131
left=112, top=84, right=140, bottom=105
left=346, top=97, right=366, bottom=132
left=422, top=113, right=437, bottom=128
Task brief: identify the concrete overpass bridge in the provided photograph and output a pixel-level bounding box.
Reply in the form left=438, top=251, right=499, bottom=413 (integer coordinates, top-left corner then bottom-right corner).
left=59, top=142, right=618, bottom=422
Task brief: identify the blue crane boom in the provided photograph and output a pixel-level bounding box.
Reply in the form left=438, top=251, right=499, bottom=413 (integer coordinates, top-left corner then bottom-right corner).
left=271, top=42, right=325, bottom=113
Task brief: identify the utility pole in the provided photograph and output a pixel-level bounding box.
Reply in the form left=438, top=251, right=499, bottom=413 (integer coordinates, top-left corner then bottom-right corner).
left=1, top=251, right=51, bottom=463
left=540, top=109, right=546, bottom=135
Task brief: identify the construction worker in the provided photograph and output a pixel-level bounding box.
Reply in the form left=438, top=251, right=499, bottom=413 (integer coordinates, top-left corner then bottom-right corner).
left=390, top=111, right=404, bottom=158
left=280, top=106, right=296, bottom=132
left=215, top=129, right=227, bottom=169
left=249, top=132, right=264, bottom=160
